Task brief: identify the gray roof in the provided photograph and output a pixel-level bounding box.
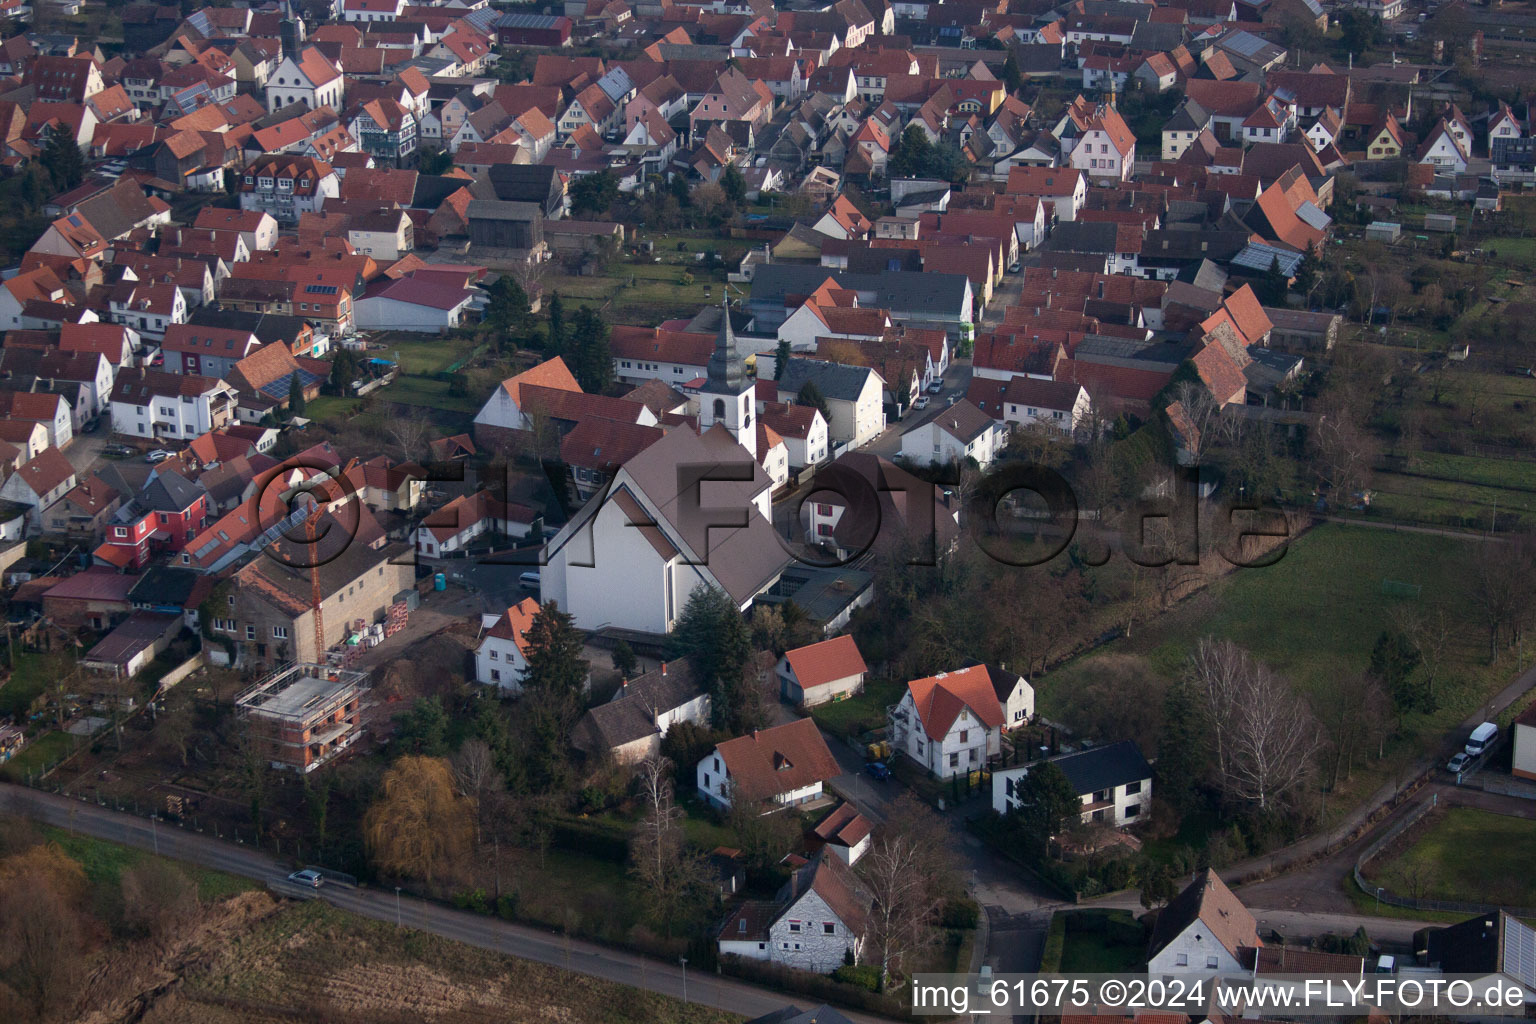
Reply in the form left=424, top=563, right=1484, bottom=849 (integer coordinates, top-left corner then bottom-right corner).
left=1047, top=739, right=1151, bottom=796
left=1165, top=98, right=1210, bottom=133
left=750, top=263, right=971, bottom=319
left=466, top=199, right=543, bottom=222
left=902, top=398, right=994, bottom=443
left=1130, top=21, right=1185, bottom=52
left=494, top=12, right=567, bottom=28
left=777, top=358, right=881, bottom=403
left=572, top=656, right=707, bottom=754
left=1043, top=220, right=1120, bottom=255
left=138, top=469, right=205, bottom=514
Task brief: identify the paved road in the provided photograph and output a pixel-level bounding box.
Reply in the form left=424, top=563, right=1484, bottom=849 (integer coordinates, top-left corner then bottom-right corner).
left=1, top=785, right=898, bottom=1024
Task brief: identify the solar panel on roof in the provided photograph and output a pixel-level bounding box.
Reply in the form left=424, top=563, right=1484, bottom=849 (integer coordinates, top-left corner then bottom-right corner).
left=1508, top=917, right=1536, bottom=991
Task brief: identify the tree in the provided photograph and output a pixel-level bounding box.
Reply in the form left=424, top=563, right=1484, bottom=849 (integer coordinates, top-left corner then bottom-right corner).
left=1469, top=533, right=1536, bottom=662
left=611, top=640, right=638, bottom=679
left=630, top=756, right=711, bottom=933
left=727, top=794, right=803, bottom=877
left=121, top=860, right=198, bottom=940
left=773, top=337, right=792, bottom=381
left=1187, top=638, right=1320, bottom=812
left=569, top=170, right=619, bottom=217
left=1009, top=761, right=1081, bottom=849
left=287, top=374, right=305, bottom=416
left=546, top=292, right=567, bottom=356
left=484, top=274, right=530, bottom=334
left=393, top=695, right=451, bottom=757
left=1258, top=254, right=1289, bottom=306
left=363, top=755, right=473, bottom=885
left=796, top=379, right=831, bottom=422
left=520, top=602, right=590, bottom=793
left=1313, top=670, right=1387, bottom=789
left=1002, top=52, right=1023, bottom=94
left=860, top=794, right=958, bottom=987
left=41, top=124, right=83, bottom=192
left=720, top=163, right=747, bottom=207
left=1139, top=860, right=1177, bottom=910
left=670, top=586, right=756, bottom=730
left=417, top=146, right=453, bottom=174
left=327, top=347, right=359, bottom=397
left=1371, top=629, right=1427, bottom=721
left=0, top=844, right=90, bottom=1018
left=569, top=304, right=613, bottom=393
left=451, top=737, right=501, bottom=845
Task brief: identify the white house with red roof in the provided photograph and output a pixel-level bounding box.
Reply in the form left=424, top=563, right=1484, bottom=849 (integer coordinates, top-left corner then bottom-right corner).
left=343, top=0, right=404, bottom=22
left=889, top=665, right=1006, bottom=778
left=415, top=489, right=539, bottom=557
left=1063, top=100, right=1135, bottom=184
left=354, top=274, right=477, bottom=332
left=697, top=716, right=841, bottom=810
left=0, top=447, right=77, bottom=528
left=776, top=633, right=867, bottom=706
left=610, top=324, right=715, bottom=386
left=475, top=596, right=539, bottom=691
left=265, top=47, right=343, bottom=111
left=109, top=367, right=238, bottom=441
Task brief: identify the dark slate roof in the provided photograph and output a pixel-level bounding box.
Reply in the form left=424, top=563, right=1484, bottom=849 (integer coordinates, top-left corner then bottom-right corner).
left=777, top=358, right=881, bottom=402
left=188, top=307, right=308, bottom=347
left=1046, top=739, right=1151, bottom=796
left=127, top=565, right=202, bottom=607
left=571, top=655, right=708, bottom=753
left=139, top=469, right=205, bottom=513
left=1165, top=98, right=1210, bottom=132
left=1130, top=21, right=1185, bottom=52
left=749, top=263, right=970, bottom=318
left=1044, top=220, right=1121, bottom=255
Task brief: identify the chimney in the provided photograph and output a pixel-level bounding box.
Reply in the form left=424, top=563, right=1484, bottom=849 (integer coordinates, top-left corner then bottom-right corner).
left=661, top=661, right=667, bottom=675
left=752, top=728, right=759, bottom=740
left=620, top=680, right=628, bottom=697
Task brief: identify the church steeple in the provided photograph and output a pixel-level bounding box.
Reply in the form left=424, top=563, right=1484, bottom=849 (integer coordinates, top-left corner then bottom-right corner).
left=698, top=295, right=755, bottom=458
left=705, top=295, right=747, bottom=394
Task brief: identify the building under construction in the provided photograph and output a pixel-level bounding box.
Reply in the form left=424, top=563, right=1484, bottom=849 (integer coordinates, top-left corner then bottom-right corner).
left=235, top=663, right=368, bottom=772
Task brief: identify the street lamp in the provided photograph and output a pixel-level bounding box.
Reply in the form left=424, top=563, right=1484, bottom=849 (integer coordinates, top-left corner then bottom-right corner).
left=395, top=886, right=402, bottom=928
left=680, top=956, right=688, bottom=1004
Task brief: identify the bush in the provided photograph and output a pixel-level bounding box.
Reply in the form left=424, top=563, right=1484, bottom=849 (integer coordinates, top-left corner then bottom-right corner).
left=832, top=963, right=882, bottom=991
left=496, top=892, right=519, bottom=920
left=720, top=956, right=907, bottom=1017
left=941, top=896, right=980, bottom=930
left=543, top=814, right=631, bottom=864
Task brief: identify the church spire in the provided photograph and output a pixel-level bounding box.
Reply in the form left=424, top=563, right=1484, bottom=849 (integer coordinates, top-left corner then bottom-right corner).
left=705, top=295, right=745, bottom=393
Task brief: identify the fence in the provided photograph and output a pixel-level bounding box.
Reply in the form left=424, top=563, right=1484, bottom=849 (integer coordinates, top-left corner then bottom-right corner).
left=1352, top=797, right=1536, bottom=917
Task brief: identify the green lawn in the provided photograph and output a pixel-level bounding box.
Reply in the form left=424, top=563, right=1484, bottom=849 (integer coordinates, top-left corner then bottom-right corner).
left=41, top=825, right=257, bottom=903
left=808, top=678, right=905, bottom=741
left=1039, top=523, right=1507, bottom=819
left=381, top=374, right=481, bottom=415
left=0, top=649, right=75, bottom=717
left=1369, top=470, right=1536, bottom=530
left=1056, top=910, right=1147, bottom=972
left=1374, top=808, right=1536, bottom=908
left=374, top=333, right=480, bottom=376
left=1404, top=451, right=1536, bottom=491
left=1477, top=236, right=1536, bottom=269
left=0, top=730, right=76, bottom=782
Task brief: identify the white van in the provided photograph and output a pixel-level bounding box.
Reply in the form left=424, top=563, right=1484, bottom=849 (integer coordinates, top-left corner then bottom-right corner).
left=518, top=571, right=541, bottom=591
left=1465, top=721, right=1498, bottom=757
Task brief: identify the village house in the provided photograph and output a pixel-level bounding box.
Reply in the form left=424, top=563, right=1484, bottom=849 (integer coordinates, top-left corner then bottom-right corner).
left=993, top=739, right=1151, bottom=827
left=776, top=634, right=867, bottom=706
left=571, top=656, right=711, bottom=765
left=717, top=849, right=868, bottom=974
left=889, top=664, right=1006, bottom=778
left=1147, top=869, right=1261, bottom=974
left=698, top=717, right=840, bottom=811
left=474, top=596, right=539, bottom=692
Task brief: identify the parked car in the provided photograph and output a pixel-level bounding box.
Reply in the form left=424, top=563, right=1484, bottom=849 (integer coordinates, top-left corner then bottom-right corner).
left=1008, top=261, right=1022, bottom=274
left=145, top=449, right=173, bottom=463
left=865, top=761, right=891, bottom=781
left=287, top=869, right=323, bottom=888
left=913, top=395, right=930, bottom=409
left=928, top=380, right=942, bottom=394
left=103, top=444, right=137, bottom=458
left=1446, top=752, right=1471, bottom=774
left=1465, top=721, right=1498, bottom=757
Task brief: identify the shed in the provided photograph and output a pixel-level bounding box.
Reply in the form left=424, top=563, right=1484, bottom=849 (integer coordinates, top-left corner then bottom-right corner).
left=1423, top=212, right=1458, bottom=233
left=1363, top=221, right=1401, bottom=243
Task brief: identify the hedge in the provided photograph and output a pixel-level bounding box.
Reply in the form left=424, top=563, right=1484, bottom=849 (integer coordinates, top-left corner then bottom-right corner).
left=720, top=955, right=914, bottom=1019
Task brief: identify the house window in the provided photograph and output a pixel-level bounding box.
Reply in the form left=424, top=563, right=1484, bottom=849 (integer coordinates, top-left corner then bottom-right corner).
left=490, top=650, right=498, bottom=660
left=491, top=669, right=501, bottom=681
left=948, top=752, right=959, bottom=767
left=245, top=625, right=256, bottom=640
left=1176, top=953, right=1188, bottom=967
left=789, top=921, right=801, bottom=932
left=1206, top=956, right=1219, bottom=969
left=1125, top=804, right=1140, bottom=817
left=1125, top=780, right=1141, bottom=795
left=823, top=922, right=835, bottom=935
left=959, top=729, right=968, bottom=743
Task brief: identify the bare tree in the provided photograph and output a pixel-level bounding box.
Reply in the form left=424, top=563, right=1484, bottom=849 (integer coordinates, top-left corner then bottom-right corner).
left=1312, top=671, right=1388, bottom=789
left=386, top=408, right=433, bottom=463
left=1170, top=380, right=1219, bottom=463
left=1391, top=603, right=1456, bottom=704
left=859, top=794, right=954, bottom=986
left=451, top=738, right=501, bottom=845
left=1468, top=534, right=1536, bottom=661
left=630, top=756, right=708, bottom=932
left=121, top=860, right=199, bottom=941
left=1189, top=638, right=1321, bottom=812
left=1309, top=403, right=1378, bottom=507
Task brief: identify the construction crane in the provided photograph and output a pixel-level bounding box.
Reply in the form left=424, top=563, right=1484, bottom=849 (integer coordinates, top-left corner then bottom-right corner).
left=304, top=497, right=325, bottom=663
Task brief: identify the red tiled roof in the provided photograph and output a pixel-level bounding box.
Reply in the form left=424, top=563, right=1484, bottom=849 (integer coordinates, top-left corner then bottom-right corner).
left=9, top=446, right=75, bottom=498
left=714, top=717, right=840, bottom=803
left=906, top=665, right=1004, bottom=741
left=784, top=634, right=866, bottom=690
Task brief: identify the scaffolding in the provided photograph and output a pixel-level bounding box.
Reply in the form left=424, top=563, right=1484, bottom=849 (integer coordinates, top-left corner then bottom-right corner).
left=235, top=662, right=368, bottom=772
